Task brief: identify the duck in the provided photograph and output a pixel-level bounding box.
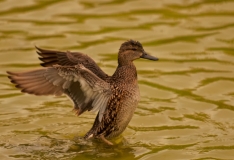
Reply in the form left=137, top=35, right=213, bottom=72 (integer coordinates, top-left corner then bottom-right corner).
left=7, top=40, right=158, bottom=145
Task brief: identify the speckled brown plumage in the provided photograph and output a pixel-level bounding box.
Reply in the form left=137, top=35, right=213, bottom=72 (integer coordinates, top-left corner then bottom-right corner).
left=7, top=40, right=158, bottom=145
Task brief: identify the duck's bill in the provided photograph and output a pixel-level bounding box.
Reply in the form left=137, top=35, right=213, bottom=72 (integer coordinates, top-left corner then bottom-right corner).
left=140, top=51, right=158, bottom=61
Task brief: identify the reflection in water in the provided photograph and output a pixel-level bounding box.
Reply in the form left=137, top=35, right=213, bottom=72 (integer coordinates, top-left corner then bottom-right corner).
left=1, top=0, right=234, bottom=159
left=5, top=135, right=136, bottom=159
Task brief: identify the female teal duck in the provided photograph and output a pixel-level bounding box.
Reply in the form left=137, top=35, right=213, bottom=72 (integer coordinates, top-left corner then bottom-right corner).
left=7, top=40, right=158, bottom=145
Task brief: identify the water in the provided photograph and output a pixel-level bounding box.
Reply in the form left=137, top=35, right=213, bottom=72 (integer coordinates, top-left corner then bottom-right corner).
left=1, top=0, right=234, bottom=159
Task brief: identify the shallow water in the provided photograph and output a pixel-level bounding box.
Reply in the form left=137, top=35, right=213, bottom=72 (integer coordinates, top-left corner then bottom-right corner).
left=1, top=0, right=234, bottom=159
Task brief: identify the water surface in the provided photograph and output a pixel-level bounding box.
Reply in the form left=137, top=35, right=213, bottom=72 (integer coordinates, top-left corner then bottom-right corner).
left=1, top=0, right=234, bottom=159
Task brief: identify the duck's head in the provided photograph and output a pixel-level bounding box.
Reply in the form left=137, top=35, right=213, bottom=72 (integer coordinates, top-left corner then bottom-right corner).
left=118, top=40, right=158, bottom=65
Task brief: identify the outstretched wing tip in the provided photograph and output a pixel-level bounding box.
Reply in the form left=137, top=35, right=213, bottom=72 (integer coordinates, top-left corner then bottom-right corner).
left=6, top=71, right=17, bottom=76
left=35, top=45, right=43, bottom=51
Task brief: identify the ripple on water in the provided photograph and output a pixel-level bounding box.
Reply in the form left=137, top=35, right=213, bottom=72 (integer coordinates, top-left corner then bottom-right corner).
left=1, top=0, right=234, bottom=159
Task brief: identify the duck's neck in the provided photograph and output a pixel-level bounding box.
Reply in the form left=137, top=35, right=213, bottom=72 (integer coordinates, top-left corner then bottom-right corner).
left=112, top=62, right=137, bottom=84
left=118, top=57, right=131, bottom=66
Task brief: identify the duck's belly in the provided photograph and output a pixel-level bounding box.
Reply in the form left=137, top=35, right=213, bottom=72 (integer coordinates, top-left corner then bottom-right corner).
left=107, top=100, right=138, bottom=138
left=106, top=86, right=140, bottom=138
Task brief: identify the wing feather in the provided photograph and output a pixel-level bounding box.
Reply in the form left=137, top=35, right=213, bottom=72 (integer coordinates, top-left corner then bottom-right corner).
left=7, top=64, right=111, bottom=122
left=36, top=47, right=108, bottom=80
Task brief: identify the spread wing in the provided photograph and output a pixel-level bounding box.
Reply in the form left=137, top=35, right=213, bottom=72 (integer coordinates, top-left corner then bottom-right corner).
left=7, top=64, right=112, bottom=122
left=36, top=47, right=108, bottom=80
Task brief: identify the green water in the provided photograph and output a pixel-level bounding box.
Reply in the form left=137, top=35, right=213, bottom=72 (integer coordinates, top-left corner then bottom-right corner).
left=1, top=0, right=234, bottom=159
